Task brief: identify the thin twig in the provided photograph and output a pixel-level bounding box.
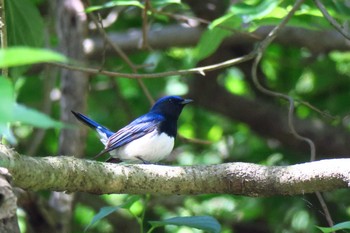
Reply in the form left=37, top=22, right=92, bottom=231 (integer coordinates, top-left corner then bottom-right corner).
left=95, top=13, right=107, bottom=69
left=87, top=8, right=155, bottom=104
left=315, top=192, right=334, bottom=229
left=141, top=0, right=151, bottom=50
left=314, top=0, right=350, bottom=40
left=251, top=0, right=316, bottom=161
left=85, top=2, right=153, bottom=102
left=250, top=0, right=335, bottom=229
left=50, top=51, right=256, bottom=78
left=88, top=12, right=137, bottom=70
left=296, top=100, right=338, bottom=121
left=179, top=135, right=212, bottom=145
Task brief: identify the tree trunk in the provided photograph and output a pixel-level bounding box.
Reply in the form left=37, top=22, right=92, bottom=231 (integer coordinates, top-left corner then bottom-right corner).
left=49, top=0, right=89, bottom=232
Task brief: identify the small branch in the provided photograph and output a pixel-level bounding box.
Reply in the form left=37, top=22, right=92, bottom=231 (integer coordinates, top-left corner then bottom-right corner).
left=179, top=135, right=212, bottom=145
left=86, top=25, right=350, bottom=57
left=87, top=11, right=136, bottom=70
left=50, top=51, right=256, bottom=79
left=314, top=0, right=350, bottom=40
left=249, top=0, right=335, bottom=226
left=1, top=145, right=350, bottom=196
left=315, top=192, right=334, bottom=228
left=85, top=3, right=154, bottom=104
left=141, top=0, right=151, bottom=50
left=250, top=0, right=316, bottom=161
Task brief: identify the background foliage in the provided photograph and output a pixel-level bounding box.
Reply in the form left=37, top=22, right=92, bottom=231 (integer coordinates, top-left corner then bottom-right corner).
left=2, top=0, right=350, bottom=232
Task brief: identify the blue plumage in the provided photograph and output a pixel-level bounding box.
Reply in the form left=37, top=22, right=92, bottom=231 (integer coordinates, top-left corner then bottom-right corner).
left=72, top=96, right=192, bottom=163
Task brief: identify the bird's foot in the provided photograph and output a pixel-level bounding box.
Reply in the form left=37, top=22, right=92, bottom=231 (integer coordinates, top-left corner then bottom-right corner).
left=105, top=157, right=122, bottom=163
left=136, top=156, right=153, bottom=164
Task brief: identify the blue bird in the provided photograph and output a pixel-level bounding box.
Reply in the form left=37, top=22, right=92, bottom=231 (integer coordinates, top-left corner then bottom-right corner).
left=72, top=96, right=192, bottom=163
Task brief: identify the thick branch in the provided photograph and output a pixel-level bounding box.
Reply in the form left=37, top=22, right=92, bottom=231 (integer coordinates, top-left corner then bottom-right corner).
left=0, top=168, right=19, bottom=233
left=1, top=145, right=349, bottom=197
left=85, top=25, right=350, bottom=57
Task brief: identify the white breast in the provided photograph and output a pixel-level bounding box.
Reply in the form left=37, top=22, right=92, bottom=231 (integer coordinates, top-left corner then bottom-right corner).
left=109, top=130, right=175, bottom=163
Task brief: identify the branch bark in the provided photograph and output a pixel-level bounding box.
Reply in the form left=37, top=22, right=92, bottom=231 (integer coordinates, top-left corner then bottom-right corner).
left=1, top=145, right=349, bottom=197
left=85, top=25, right=350, bottom=57
left=0, top=168, right=19, bottom=233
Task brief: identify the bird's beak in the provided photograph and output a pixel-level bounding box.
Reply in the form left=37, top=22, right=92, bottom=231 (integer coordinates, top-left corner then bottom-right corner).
left=181, top=99, right=193, bottom=105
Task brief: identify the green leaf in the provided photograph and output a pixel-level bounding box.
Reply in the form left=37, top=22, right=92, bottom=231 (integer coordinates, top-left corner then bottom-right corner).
left=0, top=77, right=15, bottom=122
left=194, top=15, right=241, bottom=61
left=0, top=123, right=17, bottom=144
left=230, top=0, right=280, bottom=20
left=194, top=27, right=231, bottom=61
left=149, top=216, right=221, bottom=233
left=0, top=77, right=15, bottom=143
left=0, top=77, right=63, bottom=144
left=13, top=104, right=63, bottom=129
left=86, top=1, right=144, bottom=12
left=0, top=47, right=67, bottom=68
left=209, top=12, right=236, bottom=29
left=5, top=0, right=46, bottom=77
left=151, top=0, right=182, bottom=8
left=120, top=195, right=142, bottom=209
left=85, top=195, right=140, bottom=231
left=84, top=206, right=121, bottom=231
left=317, top=221, right=350, bottom=233
left=5, top=0, right=44, bottom=47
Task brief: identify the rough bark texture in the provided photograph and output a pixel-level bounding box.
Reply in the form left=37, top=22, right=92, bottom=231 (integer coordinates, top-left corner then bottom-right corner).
left=0, top=168, right=19, bottom=233
left=1, top=145, right=350, bottom=197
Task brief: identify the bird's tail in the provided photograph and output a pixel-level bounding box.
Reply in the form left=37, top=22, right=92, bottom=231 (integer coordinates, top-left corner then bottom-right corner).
left=71, top=111, right=114, bottom=142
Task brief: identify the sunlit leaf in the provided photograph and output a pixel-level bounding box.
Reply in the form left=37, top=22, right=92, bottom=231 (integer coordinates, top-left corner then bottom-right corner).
left=328, top=1, right=350, bottom=19
left=317, top=221, right=350, bottom=233
left=0, top=77, right=15, bottom=122
left=120, top=195, right=142, bottom=209
left=0, top=47, right=67, bottom=68
left=149, top=216, right=221, bottom=233
left=0, top=77, right=16, bottom=144
left=0, top=123, right=17, bottom=144
left=230, top=0, right=280, bottom=20
left=209, top=12, right=236, bottom=29
left=13, top=104, right=63, bottom=129
left=151, top=0, right=182, bottom=8
left=86, top=0, right=144, bottom=12
left=194, top=13, right=242, bottom=61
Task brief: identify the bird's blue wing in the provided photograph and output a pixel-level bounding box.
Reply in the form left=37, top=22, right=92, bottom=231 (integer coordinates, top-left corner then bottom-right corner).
left=104, top=113, right=164, bottom=153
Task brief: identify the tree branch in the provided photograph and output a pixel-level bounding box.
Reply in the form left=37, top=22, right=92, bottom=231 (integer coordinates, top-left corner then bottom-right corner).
left=85, top=25, right=350, bottom=57
left=314, top=0, right=350, bottom=40
left=1, top=145, right=349, bottom=197
left=50, top=51, right=256, bottom=79
left=0, top=168, right=19, bottom=233
left=189, top=77, right=350, bottom=158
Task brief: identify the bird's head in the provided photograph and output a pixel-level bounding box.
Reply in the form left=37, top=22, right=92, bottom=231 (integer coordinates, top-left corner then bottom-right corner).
left=150, top=96, right=192, bottom=119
